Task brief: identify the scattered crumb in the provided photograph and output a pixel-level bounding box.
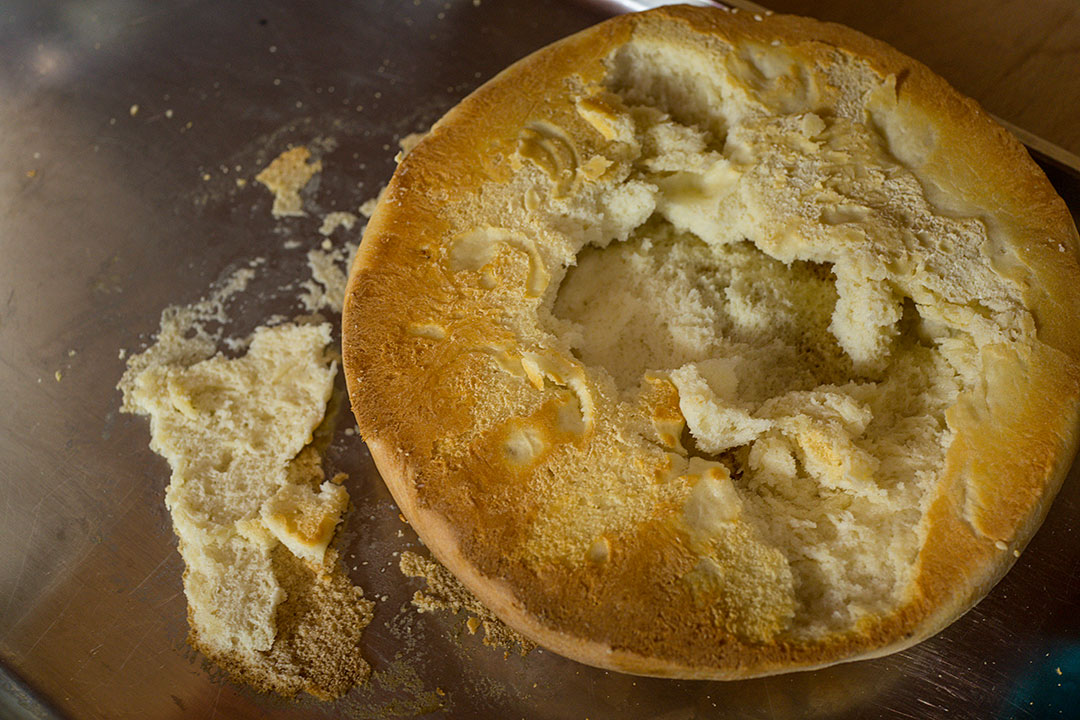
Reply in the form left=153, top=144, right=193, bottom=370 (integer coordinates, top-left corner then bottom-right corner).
left=319, top=211, right=359, bottom=237
left=400, top=551, right=535, bottom=655
left=255, top=146, right=322, bottom=218
left=299, top=242, right=358, bottom=313
left=118, top=348, right=126, bottom=360
left=344, top=654, right=447, bottom=717
left=358, top=185, right=387, bottom=219
left=1057, top=667, right=1063, bottom=675
left=129, top=103, right=139, bottom=116
left=358, top=197, right=378, bottom=218
left=68, top=349, right=77, bottom=357
left=54, top=370, right=62, bottom=382
left=283, top=239, right=303, bottom=250
left=393, top=132, right=428, bottom=164
left=165, top=109, right=174, bottom=119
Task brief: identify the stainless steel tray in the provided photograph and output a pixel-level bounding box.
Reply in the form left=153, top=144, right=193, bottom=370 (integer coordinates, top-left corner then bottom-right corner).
left=1, top=2, right=1077, bottom=718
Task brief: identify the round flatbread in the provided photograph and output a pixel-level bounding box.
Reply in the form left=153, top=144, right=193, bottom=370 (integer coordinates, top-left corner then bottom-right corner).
left=343, top=6, right=1080, bottom=677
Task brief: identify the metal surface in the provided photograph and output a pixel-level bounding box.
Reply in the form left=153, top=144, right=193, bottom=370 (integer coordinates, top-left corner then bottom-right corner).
left=0, top=1, right=1078, bottom=718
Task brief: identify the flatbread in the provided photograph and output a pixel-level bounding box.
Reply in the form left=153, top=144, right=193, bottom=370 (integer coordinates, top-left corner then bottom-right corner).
left=343, top=6, right=1080, bottom=677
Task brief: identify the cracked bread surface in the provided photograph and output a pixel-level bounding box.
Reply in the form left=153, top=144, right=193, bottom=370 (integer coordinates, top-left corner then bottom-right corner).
left=343, top=6, right=1080, bottom=677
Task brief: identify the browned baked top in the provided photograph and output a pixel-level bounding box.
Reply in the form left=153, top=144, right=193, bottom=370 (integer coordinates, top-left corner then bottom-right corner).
left=343, top=6, right=1080, bottom=677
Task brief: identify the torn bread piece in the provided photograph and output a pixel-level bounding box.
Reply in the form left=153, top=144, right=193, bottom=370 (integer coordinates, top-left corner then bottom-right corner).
left=121, top=320, right=373, bottom=698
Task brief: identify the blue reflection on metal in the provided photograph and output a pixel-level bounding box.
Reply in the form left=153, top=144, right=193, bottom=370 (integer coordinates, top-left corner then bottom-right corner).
left=1001, top=643, right=1080, bottom=719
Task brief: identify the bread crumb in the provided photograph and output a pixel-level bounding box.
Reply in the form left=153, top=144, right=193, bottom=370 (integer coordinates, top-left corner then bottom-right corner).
left=299, top=242, right=357, bottom=313
left=255, top=146, right=322, bottom=218
left=129, top=104, right=139, bottom=116
left=400, top=551, right=535, bottom=655
left=358, top=185, right=387, bottom=218
left=319, top=211, right=359, bottom=236
left=394, top=132, right=427, bottom=164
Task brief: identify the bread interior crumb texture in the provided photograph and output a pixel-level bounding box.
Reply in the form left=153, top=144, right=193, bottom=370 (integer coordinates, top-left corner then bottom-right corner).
left=121, top=318, right=374, bottom=698
left=438, top=35, right=1032, bottom=640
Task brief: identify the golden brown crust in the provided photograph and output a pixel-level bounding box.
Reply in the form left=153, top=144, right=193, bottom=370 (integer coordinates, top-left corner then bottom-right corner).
left=343, top=6, right=1080, bottom=677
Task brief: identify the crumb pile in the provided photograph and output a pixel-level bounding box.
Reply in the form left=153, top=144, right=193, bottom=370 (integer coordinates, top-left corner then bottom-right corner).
left=119, top=146, right=377, bottom=699
left=400, top=551, right=534, bottom=655
left=124, top=139, right=531, bottom=701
